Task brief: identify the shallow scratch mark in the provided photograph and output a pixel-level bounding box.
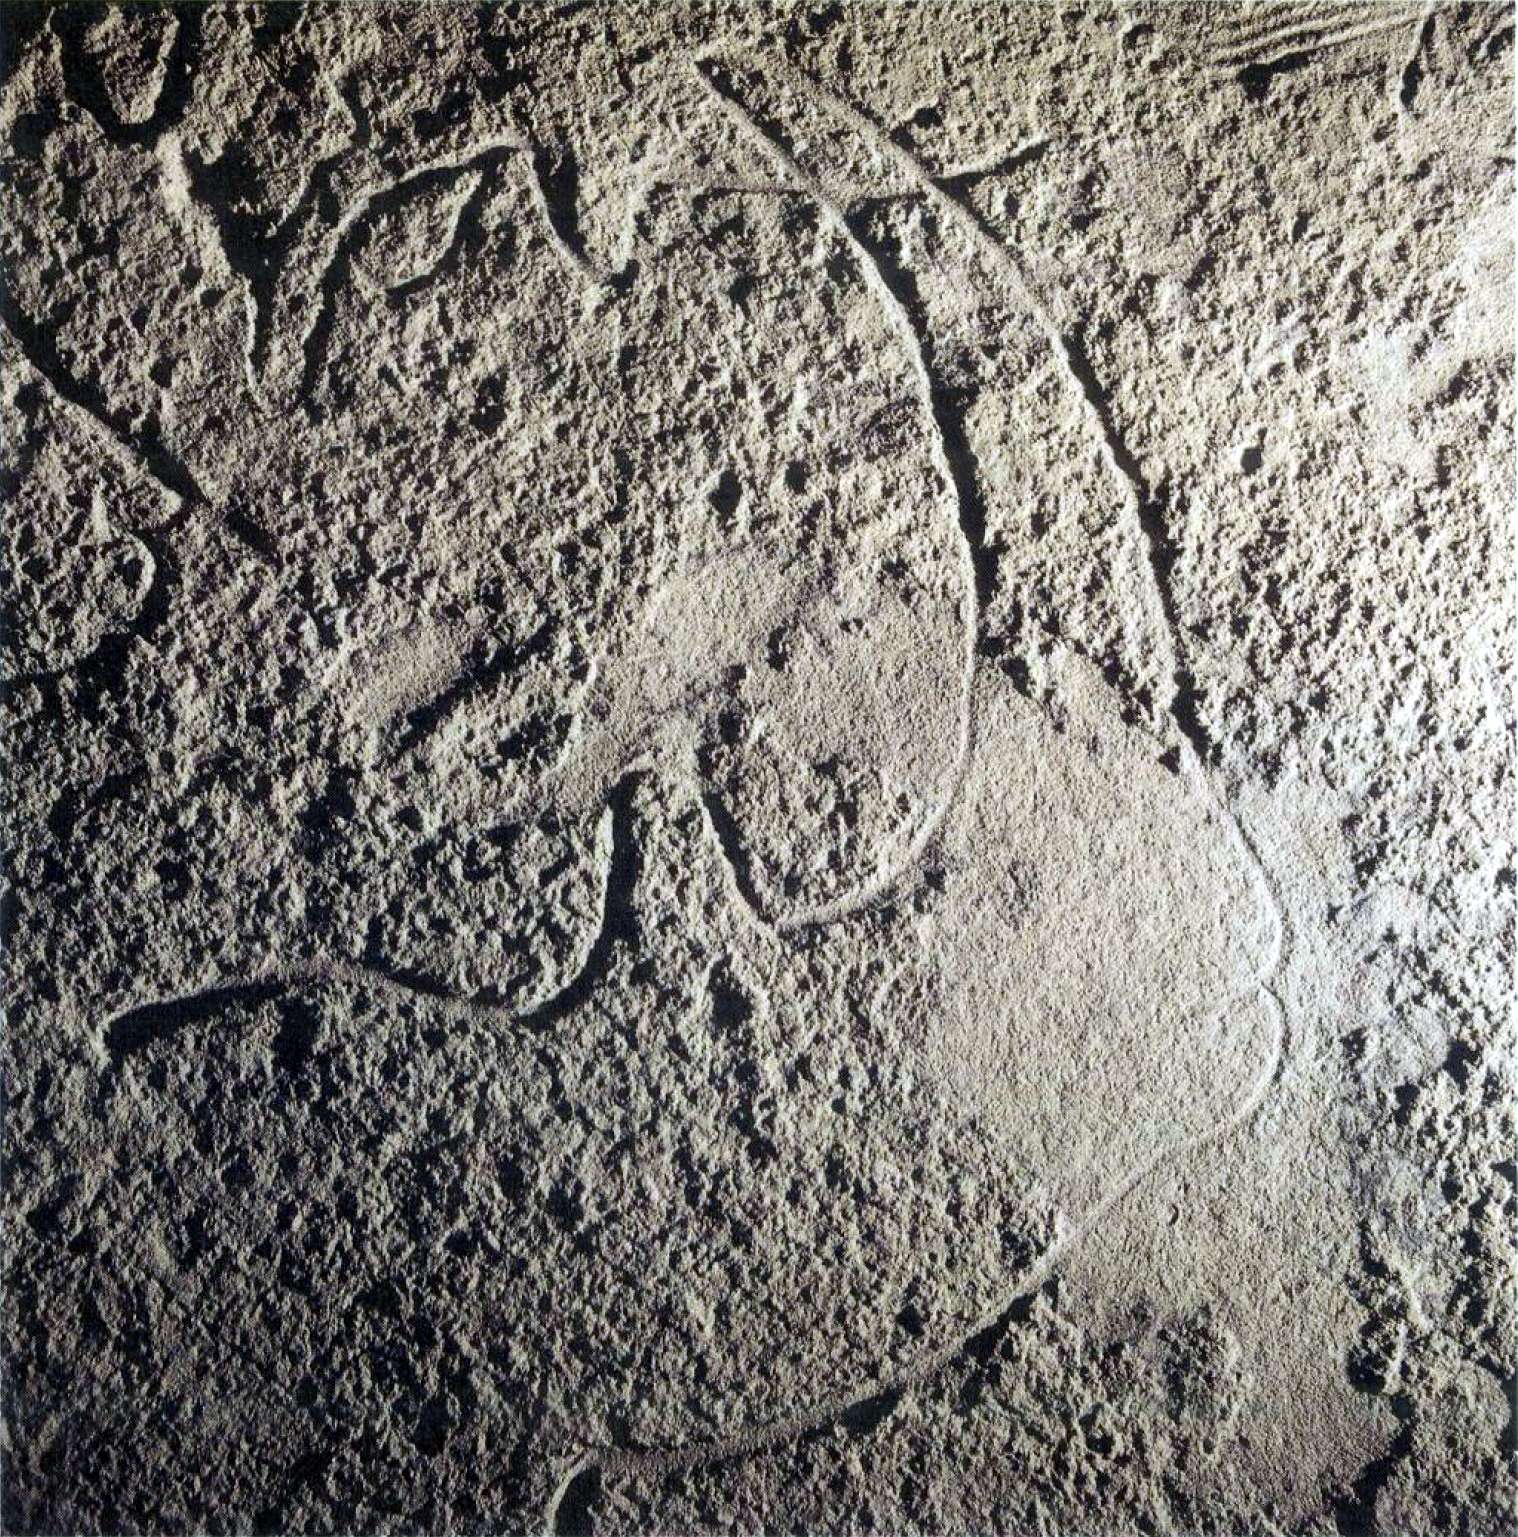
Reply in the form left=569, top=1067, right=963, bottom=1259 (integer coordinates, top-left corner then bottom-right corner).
left=389, top=620, right=555, bottom=761
left=1203, top=4, right=1424, bottom=69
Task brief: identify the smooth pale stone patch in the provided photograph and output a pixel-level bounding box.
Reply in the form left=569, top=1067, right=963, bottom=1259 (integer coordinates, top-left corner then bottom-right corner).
left=902, top=659, right=1277, bottom=1222
left=432, top=644, right=1274, bottom=1447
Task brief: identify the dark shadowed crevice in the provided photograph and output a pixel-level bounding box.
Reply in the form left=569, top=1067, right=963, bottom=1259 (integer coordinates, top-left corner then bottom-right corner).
left=271, top=996, right=321, bottom=1074
left=50, top=1, right=202, bottom=151
left=837, top=1384, right=902, bottom=1437
left=517, top=774, right=643, bottom=1028
left=1058, top=326, right=1214, bottom=765
left=844, top=211, right=998, bottom=613
left=550, top=1461, right=602, bottom=1537
left=45, top=769, right=144, bottom=853
left=701, top=788, right=773, bottom=924
left=529, top=143, right=590, bottom=267
left=1236, top=50, right=1313, bottom=103
left=106, top=981, right=285, bottom=1064
left=1399, top=12, right=1435, bottom=111
left=184, top=144, right=319, bottom=382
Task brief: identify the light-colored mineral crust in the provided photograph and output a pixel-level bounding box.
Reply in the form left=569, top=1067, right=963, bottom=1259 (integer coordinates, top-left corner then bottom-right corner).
left=1, top=4, right=1513, bottom=1534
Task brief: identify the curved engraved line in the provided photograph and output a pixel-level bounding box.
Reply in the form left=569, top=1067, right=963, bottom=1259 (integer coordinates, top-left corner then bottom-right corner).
left=547, top=978, right=1282, bottom=1492
left=793, top=62, right=1221, bottom=771
left=783, top=49, right=1292, bottom=1152
left=2, top=521, right=173, bottom=695
left=295, top=138, right=526, bottom=404
left=780, top=60, right=1287, bottom=996
left=0, top=352, right=211, bottom=695
left=693, top=59, right=979, bottom=934
left=2, top=302, right=281, bottom=566
left=100, top=797, right=622, bottom=1061
left=545, top=1452, right=601, bottom=1537
left=54, top=49, right=1291, bottom=1501
left=537, top=56, right=1297, bottom=1506
left=0, top=301, right=201, bottom=509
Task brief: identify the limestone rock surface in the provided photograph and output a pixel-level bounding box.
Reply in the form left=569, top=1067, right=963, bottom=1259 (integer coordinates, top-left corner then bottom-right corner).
left=1, top=4, right=1513, bottom=1534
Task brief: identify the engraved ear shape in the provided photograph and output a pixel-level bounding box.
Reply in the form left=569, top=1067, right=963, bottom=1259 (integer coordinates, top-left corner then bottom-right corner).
left=291, top=140, right=522, bottom=412
left=48, top=2, right=198, bottom=150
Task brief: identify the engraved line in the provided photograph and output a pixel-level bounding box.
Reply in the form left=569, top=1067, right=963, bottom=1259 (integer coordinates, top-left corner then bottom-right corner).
left=694, top=58, right=979, bottom=934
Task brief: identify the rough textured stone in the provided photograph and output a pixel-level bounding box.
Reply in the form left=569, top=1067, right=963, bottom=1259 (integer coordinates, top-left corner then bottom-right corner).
left=1, top=3, right=1512, bottom=1533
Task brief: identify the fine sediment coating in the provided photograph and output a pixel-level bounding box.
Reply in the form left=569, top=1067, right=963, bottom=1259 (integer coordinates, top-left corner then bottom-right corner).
left=1, top=5, right=1512, bottom=1534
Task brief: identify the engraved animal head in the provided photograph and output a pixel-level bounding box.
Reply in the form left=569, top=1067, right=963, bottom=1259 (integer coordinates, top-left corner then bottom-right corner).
left=2, top=17, right=1278, bottom=1470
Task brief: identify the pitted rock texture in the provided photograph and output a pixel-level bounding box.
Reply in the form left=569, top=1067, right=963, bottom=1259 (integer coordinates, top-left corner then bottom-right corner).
left=1, top=4, right=1513, bottom=1535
